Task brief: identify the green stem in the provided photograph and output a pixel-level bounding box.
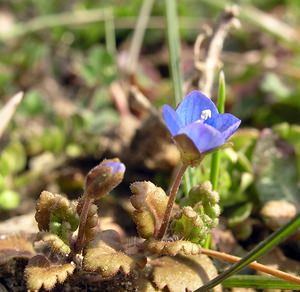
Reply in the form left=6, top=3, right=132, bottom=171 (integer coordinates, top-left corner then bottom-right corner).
left=156, top=163, right=188, bottom=239
left=210, top=71, right=225, bottom=189
left=183, top=168, right=193, bottom=196
left=104, top=8, right=117, bottom=59
left=196, top=213, right=300, bottom=291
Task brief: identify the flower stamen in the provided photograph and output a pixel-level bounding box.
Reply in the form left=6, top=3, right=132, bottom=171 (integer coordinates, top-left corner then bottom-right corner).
left=200, top=109, right=212, bottom=121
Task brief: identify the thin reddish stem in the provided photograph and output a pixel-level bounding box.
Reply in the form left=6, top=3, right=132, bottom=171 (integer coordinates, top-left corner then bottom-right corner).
left=156, top=163, right=188, bottom=239
left=74, top=196, right=93, bottom=254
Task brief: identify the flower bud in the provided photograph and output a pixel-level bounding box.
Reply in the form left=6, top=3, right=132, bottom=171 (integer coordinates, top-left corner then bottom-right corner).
left=204, top=203, right=221, bottom=219
left=188, top=181, right=218, bottom=206
left=85, top=158, right=125, bottom=200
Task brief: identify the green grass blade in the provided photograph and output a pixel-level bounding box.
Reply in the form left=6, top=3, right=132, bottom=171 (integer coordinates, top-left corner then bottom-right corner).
left=165, top=0, right=183, bottom=105
left=183, top=168, right=192, bottom=196
left=196, top=213, right=300, bottom=291
left=223, top=275, right=300, bottom=290
left=165, top=0, right=192, bottom=195
left=210, top=71, right=225, bottom=190
left=104, top=8, right=117, bottom=59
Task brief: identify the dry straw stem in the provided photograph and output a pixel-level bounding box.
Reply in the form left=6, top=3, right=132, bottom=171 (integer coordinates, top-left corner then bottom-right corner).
left=201, top=248, right=300, bottom=285
left=126, top=0, right=156, bottom=74
left=0, top=9, right=111, bottom=40
left=195, top=6, right=240, bottom=96
left=0, top=92, right=23, bottom=139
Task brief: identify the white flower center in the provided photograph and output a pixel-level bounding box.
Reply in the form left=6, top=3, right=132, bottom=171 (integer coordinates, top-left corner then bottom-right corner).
left=200, top=109, right=211, bottom=121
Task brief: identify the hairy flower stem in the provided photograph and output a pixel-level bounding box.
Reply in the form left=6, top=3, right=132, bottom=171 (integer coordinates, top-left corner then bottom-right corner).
left=200, top=248, right=300, bottom=285
left=156, top=163, right=188, bottom=239
left=74, top=195, right=93, bottom=254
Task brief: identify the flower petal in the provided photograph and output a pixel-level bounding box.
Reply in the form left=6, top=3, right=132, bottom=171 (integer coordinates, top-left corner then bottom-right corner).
left=162, top=104, right=182, bottom=136
left=205, top=113, right=241, bottom=140
left=104, top=161, right=126, bottom=174
left=176, top=121, right=225, bottom=153
left=175, top=91, right=218, bottom=126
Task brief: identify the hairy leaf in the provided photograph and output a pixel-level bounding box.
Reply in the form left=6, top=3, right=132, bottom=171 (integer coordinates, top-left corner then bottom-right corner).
left=130, top=181, right=168, bottom=238
left=227, top=202, right=253, bottom=227
left=25, top=255, right=75, bottom=291
left=273, top=123, right=300, bottom=179
left=144, top=238, right=201, bottom=256
left=150, top=255, right=221, bottom=292
left=253, top=129, right=300, bottom=206
left=83, top=230, right=136, bottom=277
left=39, top=233, right=71, bottom=255
left=133, top=272, right=160, bottom=292
left=0, top=234, right=35, bottom=265
left=172, top=206, right=205, bottom=243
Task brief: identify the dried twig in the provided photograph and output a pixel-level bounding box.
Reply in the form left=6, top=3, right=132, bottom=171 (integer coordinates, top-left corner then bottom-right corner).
left=126, top=0, right=156, bottom=74
left=200, top=248, right=300, bottom=286
left=195, top=6, right=240, bottom=96
left=0, top=92, right=23, bottom=139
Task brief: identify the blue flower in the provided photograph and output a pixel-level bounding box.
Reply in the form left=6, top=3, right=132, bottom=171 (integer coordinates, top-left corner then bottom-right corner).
left=163, top=90, right=241, bottom=164
left=103, top=161, right=126, bottom=175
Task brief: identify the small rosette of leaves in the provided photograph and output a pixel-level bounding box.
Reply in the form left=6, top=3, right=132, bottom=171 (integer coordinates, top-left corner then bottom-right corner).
left=85, top=158, right=125, bottom=200
left=172, top=181, right=220, bottom=244
left=83, top=230, right=137, bottom=278
left=25, top=255, right=75, bottom=291
left=35, top=191, right=79, bottom=243
left=130, top=181, right=168, bottom=239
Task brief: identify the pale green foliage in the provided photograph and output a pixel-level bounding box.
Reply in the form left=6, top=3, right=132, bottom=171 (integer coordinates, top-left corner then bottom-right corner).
left=172, top=181, right=220, bottom=244
left=253, top=129, right=300, bottom=206
left=35, top=191, right=79, bottom=242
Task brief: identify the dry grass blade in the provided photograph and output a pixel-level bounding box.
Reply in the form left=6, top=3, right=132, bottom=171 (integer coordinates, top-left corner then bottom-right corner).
left=0, top=92, right=23, bottom=139
left=196, top=7, right=239, bottom=96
